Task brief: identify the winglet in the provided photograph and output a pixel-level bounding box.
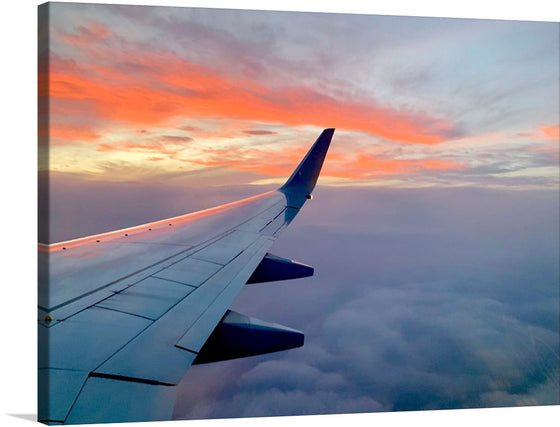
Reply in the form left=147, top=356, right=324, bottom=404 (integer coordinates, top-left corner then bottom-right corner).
left=279, top=128, right=334, bottom=204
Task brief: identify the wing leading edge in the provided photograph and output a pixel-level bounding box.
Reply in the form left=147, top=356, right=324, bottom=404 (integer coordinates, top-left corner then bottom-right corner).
left=38, top=128, right=335, bottom=424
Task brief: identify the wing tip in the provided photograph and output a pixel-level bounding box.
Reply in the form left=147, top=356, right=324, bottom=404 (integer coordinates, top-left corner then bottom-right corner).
left=280, top=128, right=335, bottom=197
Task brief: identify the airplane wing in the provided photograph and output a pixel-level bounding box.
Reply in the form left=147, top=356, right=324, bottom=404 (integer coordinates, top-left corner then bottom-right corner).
left=38, top=128, right=335, bottom=425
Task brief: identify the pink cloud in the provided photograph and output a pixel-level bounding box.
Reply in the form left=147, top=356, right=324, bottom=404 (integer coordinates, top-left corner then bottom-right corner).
left=60, top=22, right=110, bottom=45
left=45, top=25, right=461, bottom=146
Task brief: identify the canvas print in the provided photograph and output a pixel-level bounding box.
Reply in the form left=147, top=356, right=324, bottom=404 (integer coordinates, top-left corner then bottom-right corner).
left=38, top=2, right=559, bottom=425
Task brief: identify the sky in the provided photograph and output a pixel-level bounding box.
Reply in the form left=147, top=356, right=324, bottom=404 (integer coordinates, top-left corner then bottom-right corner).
left=37, top=1, right=559, bottom=424
left=40, top=2, right=559, bottom=191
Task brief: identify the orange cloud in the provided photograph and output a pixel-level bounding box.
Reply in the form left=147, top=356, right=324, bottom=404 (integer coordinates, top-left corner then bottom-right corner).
left=539, top=125, right=559, bottom=140
left=50, top=124, right=100, bottom=143
left=44, top=32, right=460, bottom=146
left=184, top=144, right=463, bottom=180
left=96, top=141, right=185, bottom=157
left=324, top=153, right=463, bottom=180
left=528, top=124, right=560, bottom=160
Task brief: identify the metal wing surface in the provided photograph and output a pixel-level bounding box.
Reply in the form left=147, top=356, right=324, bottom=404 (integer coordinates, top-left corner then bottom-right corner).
left=38, top=129, right=335, bottom=425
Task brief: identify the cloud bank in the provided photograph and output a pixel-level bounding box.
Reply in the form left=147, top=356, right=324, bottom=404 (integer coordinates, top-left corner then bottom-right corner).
left=171, top=186, right=559, bottom=418
left=42, top=175, right=558, bottom=418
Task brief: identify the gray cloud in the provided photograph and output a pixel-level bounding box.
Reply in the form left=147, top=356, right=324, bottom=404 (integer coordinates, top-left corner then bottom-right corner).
left=159, top=135, right=193, bottom=143
left=243, top=130, right=278, bottom=136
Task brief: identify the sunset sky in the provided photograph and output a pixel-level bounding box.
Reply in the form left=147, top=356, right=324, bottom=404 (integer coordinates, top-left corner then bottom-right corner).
left=38, top=2, right=559, bottom=423
left=40, top=3, right=558, bottom=189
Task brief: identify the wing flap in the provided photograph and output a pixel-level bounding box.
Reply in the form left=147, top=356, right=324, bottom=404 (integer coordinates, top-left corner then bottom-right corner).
left=246, top=253, right=314, bottom=284
left=40, top=307, right=152, bottom=371
left=94, top=236, right=273, bottom=384
left=95, top=277, right=196, bottom=320
left=152, top=257, right=222, bottom=287
left=38, top=368, right=89, bottom=423
left=174, top=236, right=273, bottom=353
left=65, top=376, right=177, bottom=425
left=193, top=310, right=304, bottom=364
